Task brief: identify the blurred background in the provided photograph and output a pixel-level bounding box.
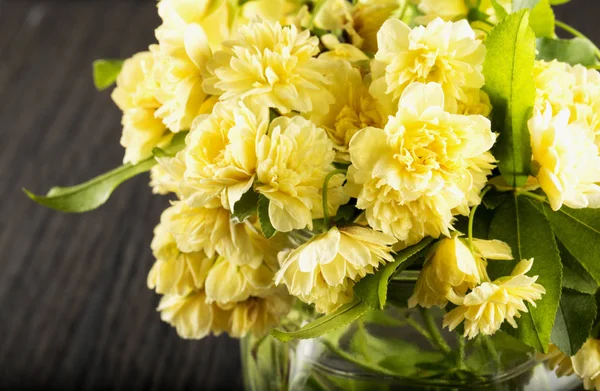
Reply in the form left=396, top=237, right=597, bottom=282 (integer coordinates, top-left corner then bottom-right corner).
left=0, top=0, right=596, bottom=390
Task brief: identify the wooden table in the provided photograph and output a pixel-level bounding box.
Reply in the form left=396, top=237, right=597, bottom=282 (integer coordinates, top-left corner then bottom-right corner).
left=0, top=1, right=596, bottom=390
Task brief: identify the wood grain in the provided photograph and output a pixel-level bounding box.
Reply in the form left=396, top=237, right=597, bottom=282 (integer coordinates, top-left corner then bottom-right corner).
left=0, top=1, right=597, bottom=390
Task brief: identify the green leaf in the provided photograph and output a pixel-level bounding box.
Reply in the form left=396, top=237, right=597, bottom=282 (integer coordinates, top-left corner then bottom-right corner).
left=528, top=0, right=555, bottom=38
left=537, top=37, right=599, bottom=66
left=257, top=194, right=277, bottom=239
left=270, top=300, right=369, bottom=341
left=559, top=241, right=598, bottom=295
left=488, top=195, right=562, bottom=352
left=490, top=0, right=509, bottom=21
left=483, top=10, right=536, bottom=187
left=231, top=189, right=259, bottom=223
left=93, top=59, right=124, bottom=91
left=548, top=0, right=570, bottom=4
left=24, top=132, right=187, bottom=213
left=551, top=289, right=597, bottom=356
left=543, top=205, right=600, bottom=285
left=354, top=238, right=433, bottom=309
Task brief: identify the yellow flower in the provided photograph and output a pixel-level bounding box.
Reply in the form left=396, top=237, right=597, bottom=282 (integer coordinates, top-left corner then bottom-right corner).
left=158, top=202, right=265, bottom=268
left=573, top=339, right=600, bottom=390
left=350, top=0, right=404, bottom=53
left=255, top=116, right=348, bottom=232
left=204, top=255, right=275, bottom=305
left=529, top=104, right=600, bottom=211
left=182, top=100, right=268, bottom=210
left=347, top=82, right=496, bottom=243
left=149, top=163, right=182, bottom=195
left=310, top=60, right=386, bottom=162
left=415, top=0, right=468, bottom=25
left=111, top=52, right=172, bottom=164
left=225, top=290, right=294, bottom=338
left=537, top=344, right=575, bottom=378
left=275, top=226, right=395, bottom=313
left=239, top=0, right=304, bottom=26
left=318, top=35, right=370, bottom=63
left=370, top=18, right=486, bottom=113
left=443, top=259, right=545, bottom=339
left=148, top=220, right=215, bottom=296
left=156, top=291, right=229, bottom=339
left=409, top=237, right=512, bottom=309
left=203, top=20, right=335, bottom=116
left=154, top=0, right=222, bottom=131
left=534, top=60, right=600, bottom=148
left=416, top=0, right=511, bottom=26
left=313, top=0, right=352, bottom=31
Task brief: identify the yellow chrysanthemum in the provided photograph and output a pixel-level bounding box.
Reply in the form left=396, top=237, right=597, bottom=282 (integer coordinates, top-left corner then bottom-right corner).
left=350, top=0, right=404, bottom=53
left=443, top=259, right=545, bottom=339
left=275, top=226, right=395, bottom=313
left=573, top=339, right=600, bottom=390
left=537, top=344, right=575, bottom=378
left=111, top=52, right=172, bottom=164
left=310, top=60, right=386, bottom=162
left=158, top=202, right=265, bottom=268
left=529, top=104, right=600, bottom=211
left=347, top=82, right=496, bottom=244
left=203, top=20, right=335, bottom=116
left=181, top=100, right=268, bottom=210
left=148, top=220, right=215, bottom=296
left=370, top=18, right=485, bottom=113
left=154, top=0, right=223, bottom=132
left=534, top=60, right=600, bottom=147
left=157, top=291, right=230, bottom=339
left=204, top=255, right=274, bottom=305
left=416, top=0, right=511, bottom=26
left=239, top=0, right=304, bottom=26
left=149, top=164, right=181, bottom=195
left=313, top=0, right=352, bottom=31
left=225, top=290, right=294, bottom=338
left=318, top=35, right=370, bottom=63
left=255, top=115, right=349, bottom=232
left=409, top=236, right=512, bottom=309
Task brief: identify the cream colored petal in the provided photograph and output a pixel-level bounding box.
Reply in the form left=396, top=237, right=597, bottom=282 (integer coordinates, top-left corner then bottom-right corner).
left=472, top=239, right=513, bottom=260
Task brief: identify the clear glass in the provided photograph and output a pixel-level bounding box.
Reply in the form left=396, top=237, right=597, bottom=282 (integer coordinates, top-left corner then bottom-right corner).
left=242, top=277, right=582, bottom=391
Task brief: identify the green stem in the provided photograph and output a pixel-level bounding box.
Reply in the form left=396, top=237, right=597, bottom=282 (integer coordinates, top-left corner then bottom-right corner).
left=405, top=315, right=438, bottom=348
left=481, top=336, right=503, bottom=370
left=418, top=307, right=452, bottom=355
left=322, top=169, right=346, bottom=228
left=321, top=340, right=398, bottom=376
left=468, top=186, right=492, bottom=254
left=515, top=189, right=547, bottom=204
left=555, top=20, right=600, bottom=61
left=456, top=334, right=467, bottom=370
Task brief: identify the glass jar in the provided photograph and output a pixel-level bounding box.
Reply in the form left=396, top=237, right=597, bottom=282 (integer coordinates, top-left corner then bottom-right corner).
left=241, top=275, right=582, bottom=391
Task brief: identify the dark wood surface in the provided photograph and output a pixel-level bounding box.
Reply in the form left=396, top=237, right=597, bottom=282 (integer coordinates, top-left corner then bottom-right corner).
left=0, top=1, right=597, bottom=390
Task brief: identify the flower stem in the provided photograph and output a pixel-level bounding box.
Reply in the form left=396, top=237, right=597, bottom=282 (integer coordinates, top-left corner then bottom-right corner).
left=322, top=169, right=346, bottom=228
left=405, top=315, right=438, bottom=348
left=481, top=336, right=503, bottom=370
left=555, top=20, right=600, bottom=61
left=456, top=334, right=467, bottom=370
left=468, top=186, right=492, bottom=254
left=418, top=307, right=452, bottom=355
left=515, top=189, right=547, bottom=204
left=321, top=340, right=398, bottom=376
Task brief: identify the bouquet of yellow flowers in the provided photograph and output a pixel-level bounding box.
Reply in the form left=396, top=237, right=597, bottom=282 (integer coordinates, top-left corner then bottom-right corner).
left=26, top=0, right=600, bottom=388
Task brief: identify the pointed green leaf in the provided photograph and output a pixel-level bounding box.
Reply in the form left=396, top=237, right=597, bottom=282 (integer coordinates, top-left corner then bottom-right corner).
left=231, top=189, right=259, bottom=223
left=270, top=300, right=369, bottom=341
left=559, top=241, right=598, bottom=295
left=488, top=195, right=562, bottom=352
left=543, top=205, right=600, bottom=285
left=528, top=0, right=555, bottom=38
left=257, top=194, right=277, bottom=239
left=483, top=10, right=536, bottom=187
left=490, top=0, right=509, bottom=21
left=93, top=59, right=124, bottom=91
left=537, top=37, right=599, bottom=66
left=551, top=289, right=597, bottom=356
left=354, top=238, right=433, bottom=309
left=24, top=132, right=186, bottom=213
